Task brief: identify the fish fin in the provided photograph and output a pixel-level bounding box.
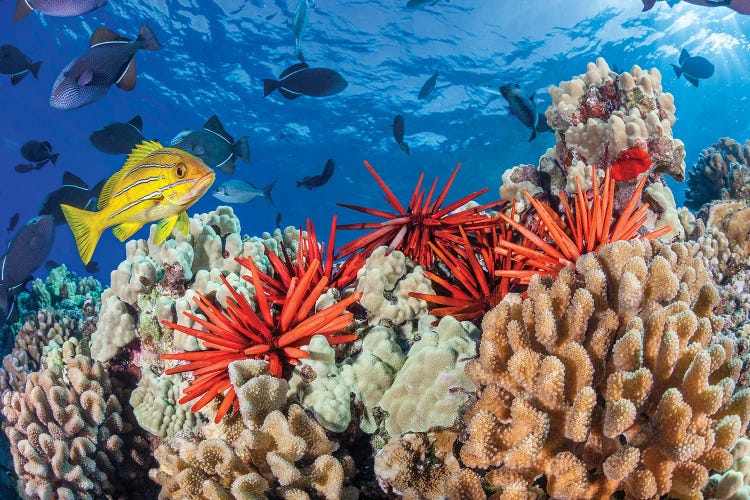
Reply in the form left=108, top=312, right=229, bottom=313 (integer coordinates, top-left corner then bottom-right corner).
left=90, top=179, right=106, bottom=200
left=6, top=298, right=19, bottom=325
left=671, top=64, right=682, bottom=78
left=279, top=62, right=310, bottom=79
left=536, top=113, right=552, bottom=133
left=296, top=181, right=303, bottom=188
left=137, top=23, right=162, bottom=51
left=278, top=87, right=302, bottom=100
left=90, top=27, right=130, bottom=48
left=12, top=0, right=32, bottom=22
left=529, top=92, right=535, bottom=101
left=153, top=216, right=178, bottom=245
left=528, top=128, right=538, bottom=142
left=63, top=171, right=88, bottom=189
left=128, top=115, right=143, bottom=131
left=641, top=0, right=656, bottom=10
left=233, top=136, right=250, bottom=163
left=112, top=222, right=143, bottom=242
left=176, top=212, right=190, bottom=237
left=116, top=59, right=137, bottom=91
left=204, top=115, right=234, bottom=142
left=29, top=61, right=41, bottom=79
left=96, top=140, right=164, bottom=209
left=49, top=153, right=60, bottom=165
left=679, top=48, right=690, bottom=65
left=97, top=170, right=127, bottom=210
left=78, top=70, right=93, bottom=86
left=218, top=160, right=236, bottom=175
left=296, top=50, right=305, bottom=63
left=263, top=79, right=280, bottom=97
left=10, top=70, right=29, bottom=85
left=61, top=204, right=102, bottom=265
left=263, top=181, right=276, bottom=205
left=684, top=74, right=700, bottom=87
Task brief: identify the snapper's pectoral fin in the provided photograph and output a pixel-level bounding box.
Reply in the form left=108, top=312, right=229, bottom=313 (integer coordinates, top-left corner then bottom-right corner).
left=153, top=215, right=179, bottom=245
left=176, top=212, right=190, bottom=237
left=116, top=59, right=136, bottom=91
left=112, top=221, right=142, bottom=242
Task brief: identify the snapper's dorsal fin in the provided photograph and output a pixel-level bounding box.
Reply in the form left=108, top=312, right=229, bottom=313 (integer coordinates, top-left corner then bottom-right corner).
left=204, top=115, right=233, bottom=143
left=62, top=171, right=88, bottom=189
left=279, top=62, right=309, bottom=79
left=128, top=115, right=143, bottom=131
left=98, top=140, right=163, bottom=209
left=90, top=27, right=131, bottom=48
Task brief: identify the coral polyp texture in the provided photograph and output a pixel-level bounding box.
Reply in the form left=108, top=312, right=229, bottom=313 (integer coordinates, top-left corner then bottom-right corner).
left=686, top=137, right=750, bottom=210
left=161, top=254, right=361, bottom=423
left=461, top=238, right=750, bottom=499
left=336, top=160, right=498, bottom=267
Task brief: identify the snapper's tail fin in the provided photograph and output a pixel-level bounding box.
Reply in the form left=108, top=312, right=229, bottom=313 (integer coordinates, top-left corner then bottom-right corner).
left=60, top=204, right=103, bottom=265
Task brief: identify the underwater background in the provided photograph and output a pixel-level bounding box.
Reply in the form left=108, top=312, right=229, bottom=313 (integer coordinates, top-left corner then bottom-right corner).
left=2, top=1, right=750, bottom=499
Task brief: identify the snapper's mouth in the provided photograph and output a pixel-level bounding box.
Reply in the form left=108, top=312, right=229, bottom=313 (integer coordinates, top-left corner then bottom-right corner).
left=180, top=171, right=216, bottom=205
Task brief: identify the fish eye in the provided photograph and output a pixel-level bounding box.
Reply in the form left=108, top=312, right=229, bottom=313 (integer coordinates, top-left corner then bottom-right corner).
left=174, top=163, right=187, bottom=178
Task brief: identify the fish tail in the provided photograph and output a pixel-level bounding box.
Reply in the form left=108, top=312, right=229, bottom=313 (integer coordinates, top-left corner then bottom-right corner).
left=49, top=153, right=60, bottom=165
left=12, top=0, right=33, bottom=22
left=263, top=181, right=276, bottom=205
left=29, top=61, right=41, bottom=79
left=60, top=204, right=102, bottom=265
left=528, top=128, right=537, bottom=142
left=671, top=64, right=682, bottom=79
left=295, top=49, right=305, bottom=63
left=234, top=136, right=251, bottom=163
left=137, top=23, right=162, bottom=51
left=263, top=79, right=280, bottom=97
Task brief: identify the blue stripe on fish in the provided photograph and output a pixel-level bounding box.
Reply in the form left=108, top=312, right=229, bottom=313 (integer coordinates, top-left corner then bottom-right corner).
left=112, top=176, right=161, bottom=198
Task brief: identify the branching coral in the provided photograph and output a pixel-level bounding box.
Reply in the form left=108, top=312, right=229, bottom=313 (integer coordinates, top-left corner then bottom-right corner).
left=161, top=256, right=361, bottom=423
left=2, top=355, right=152, bottom=500
left=686, top=137, right=750, bottom=210
left=336, top=160, right=498, bottom=267
left=462, top=238, right=750, bottom=499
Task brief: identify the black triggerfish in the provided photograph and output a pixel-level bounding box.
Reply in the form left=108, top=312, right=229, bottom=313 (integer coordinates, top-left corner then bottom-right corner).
left=263, top=62, right=347, bottom=99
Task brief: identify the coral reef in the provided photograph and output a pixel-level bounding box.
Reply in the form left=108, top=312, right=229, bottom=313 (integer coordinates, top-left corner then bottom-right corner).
left=686, top=137, right=750, bottom=210
left=707, top=437, right=750, bottom=499
left=461, top=238, right=750, bottom=498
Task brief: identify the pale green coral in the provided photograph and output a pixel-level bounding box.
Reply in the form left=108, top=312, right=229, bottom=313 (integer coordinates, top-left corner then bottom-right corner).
left=710, top=437, right=750, bottom=499
left=289, top=327, right=406, bottom=433
left=379, top=315, right=478, bottom=437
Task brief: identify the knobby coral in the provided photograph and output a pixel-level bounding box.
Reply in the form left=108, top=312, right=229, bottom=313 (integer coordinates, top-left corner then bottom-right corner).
left=685, top=137, right=750, bottom=210
left=161, top=256, right=361, bottom=423
left=336, top=160, right=498, bottom=267
left=462, top=238, right=750, bottom=499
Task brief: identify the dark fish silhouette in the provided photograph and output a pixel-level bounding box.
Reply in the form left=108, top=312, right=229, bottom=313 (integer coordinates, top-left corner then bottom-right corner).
left=500, top=83, right=544, bottom=142
left=263, top=62, right=347, bottom=99
left=642, top=0, right=749, bottom=13
left=38, top=171, right=105, bottom=226
left=44, top=260, right=60, bottom=271
left=21, top=140, right=59, bottom=164
left=7, top=213, right=19, bottom=233
left=672, top=49, right=714, bottom=86
left=170, top=115, right=250, bottom=175
left=14, top=161, right=48, bottom=173
left=0, top=45, right=41, bottom=85
left=275, top=212, right=282, bottom=227
left=297, top=158, right=334, bottom=190
left=418, top=70, right=439, bottom=99
left=13, top=0, right=107, bottom=21
left=393, top=115, right=410, bottom=154
left=89, top=115, right=146, bottom=155
left=0, top=215, right=55, bottom=328
left=407, top=0, right=448, bottom=6
left=50, top=23, right=161, bottom=109
left=536, top=113, right=553, bottom=133
left=85, top=261, right=99, bottom=274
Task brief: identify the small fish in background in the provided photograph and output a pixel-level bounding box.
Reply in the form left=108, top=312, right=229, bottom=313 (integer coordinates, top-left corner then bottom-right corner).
left=275, top=212, right=282, bottom=227
left=297, top=158, right=334, bottom=190
left=393, top=114, right=410, bottom=154
left=7, top=213, right=19, bottom=233
left=13, top=0, right=107, bottom=21
left=50, top=23, right=162, bottom=110
left=536, top=113, right=553, bottom=134
left=212, top=179, right=275, bottom=204
left=611, top=147, right=652, bottom=181
left=61, top=140, right=215, bottom=265
left=499, top=83, right=545, bottom=142
left=89, top=115, right=146, bottom=155
left=263, top=62, right=348, bottom=99
left=672, top=49, right=714, bottom=87
left=21, top=140, right=59, bottom=165
left=641, top=0, right=681, bottom=9
left=643, top=0, right=749, bottom=13
left=85, top=261, right=99, bottom=274
left=44, top=260, right=60, bottom=271
left=170, top=115, right=250, bottom=175
left=39, top=171, right=105, bottom=226
left=14, top=161, right=47, bottom=173
left=406, top=0, right=447, bottom=7
left=292, top=0, right=314, bottom=62
left=266, top=13, right=277, bottom=21
left=0, top=215, right=55, bottom=328
left=0, top=45, right=41, bottom=85
left=418, top=70, right=439, bottom=100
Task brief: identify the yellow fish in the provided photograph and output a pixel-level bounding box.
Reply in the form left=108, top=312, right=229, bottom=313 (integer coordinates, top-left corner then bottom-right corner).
left=62, top=140, right=215, bottom=264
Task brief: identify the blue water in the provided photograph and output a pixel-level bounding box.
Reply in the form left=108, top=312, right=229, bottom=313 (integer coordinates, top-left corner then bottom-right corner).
left=1, top=0, right=749, bottom=278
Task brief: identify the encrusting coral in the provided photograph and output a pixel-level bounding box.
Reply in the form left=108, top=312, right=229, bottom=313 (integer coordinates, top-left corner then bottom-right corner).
left=1, top=355, right=153, bottom=500
left=461, top=238, right=750, bottom=499
left=686, top=137, right=750, bottom=210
